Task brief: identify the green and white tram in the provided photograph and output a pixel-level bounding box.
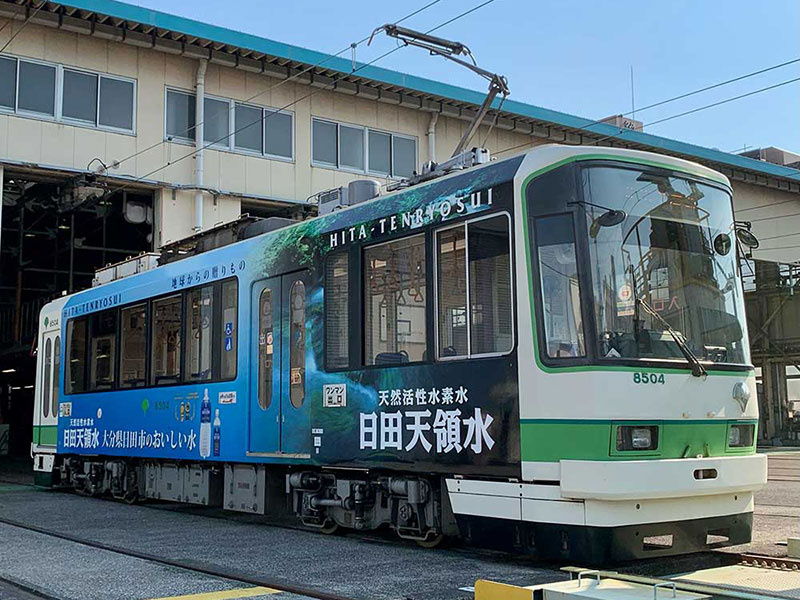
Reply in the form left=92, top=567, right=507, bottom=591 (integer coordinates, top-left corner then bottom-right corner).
left=32, top=144, right=766, bottom=562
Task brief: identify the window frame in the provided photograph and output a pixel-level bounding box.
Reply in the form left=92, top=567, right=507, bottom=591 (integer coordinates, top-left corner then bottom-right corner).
left=164, top=86, right=295, bottom=162
left=62, top=277, right=238, bottom=396
left=0, top=53, right=136, bottom=134
left=532, top=211, right=590, bottom=364
left=61, top=67, right=98, bottom=126
left=88, top=308, right=119, bottom=391
left=0, top=55, right=17, bottom=111
left=43, top=337, right=52, bottom=419
left=361, top=232, right=430, bottom=369
left=433, top=211, right=515, bottom=362
left=119, top=302, right=149, bottom=389
left=15, top=56, right=58, bottom=119
left=527, top=159, right=752, bottom=373
left=311, top=116, right=418, bottom=179
left=323, top=250, right=353, bottom=372
left=390, top=132, right=419, bottom=180
left=311, top=117, right=339, bottom=168
left=65, top=317, right=89, bottom=395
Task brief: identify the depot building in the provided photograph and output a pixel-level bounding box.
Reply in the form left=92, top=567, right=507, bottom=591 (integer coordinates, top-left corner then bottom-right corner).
left=1, top=0, right=799, bottom=454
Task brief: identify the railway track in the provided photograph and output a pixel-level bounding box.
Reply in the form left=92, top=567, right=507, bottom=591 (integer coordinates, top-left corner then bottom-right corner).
left=0, top=515, right=355, bottom=600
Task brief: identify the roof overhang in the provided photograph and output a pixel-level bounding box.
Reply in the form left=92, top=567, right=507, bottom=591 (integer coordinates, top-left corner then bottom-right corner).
left=1, top=0, right=798, bottom=193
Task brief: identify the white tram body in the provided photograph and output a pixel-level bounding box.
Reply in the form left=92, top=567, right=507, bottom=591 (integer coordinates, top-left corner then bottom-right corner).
left=31, top=145, right=766, bottom=561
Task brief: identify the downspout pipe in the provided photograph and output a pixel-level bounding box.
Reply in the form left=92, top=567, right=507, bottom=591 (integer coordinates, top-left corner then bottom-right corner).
left=426, top=112, right=438, bottom=163
left=193, top=59, right=207, bottom=234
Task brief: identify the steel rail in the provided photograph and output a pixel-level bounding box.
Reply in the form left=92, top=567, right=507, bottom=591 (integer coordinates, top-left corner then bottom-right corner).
left=0, top=515, right=356, bottom=600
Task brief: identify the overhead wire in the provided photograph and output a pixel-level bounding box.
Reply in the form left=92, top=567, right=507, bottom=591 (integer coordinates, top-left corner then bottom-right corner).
left=111, top=0, right=446, bottom=169
left=493, top=78, right=800, bottom=159
left=107, top=0, right=497, bottom=197
left=492, top=59, right=800, bottom=158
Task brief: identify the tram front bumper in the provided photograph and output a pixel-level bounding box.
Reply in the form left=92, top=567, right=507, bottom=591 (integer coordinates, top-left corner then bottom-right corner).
left=559, top=453, right=767, bottom=501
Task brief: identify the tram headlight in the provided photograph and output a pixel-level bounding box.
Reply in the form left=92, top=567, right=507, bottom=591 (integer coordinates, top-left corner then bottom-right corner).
left=728, top=423, right=755, bottom=448
left=616, top=425, right=659, bottom=451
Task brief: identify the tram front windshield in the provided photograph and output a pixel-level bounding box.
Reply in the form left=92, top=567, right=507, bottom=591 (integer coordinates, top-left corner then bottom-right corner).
left=583, top=166, right=748, bottom=366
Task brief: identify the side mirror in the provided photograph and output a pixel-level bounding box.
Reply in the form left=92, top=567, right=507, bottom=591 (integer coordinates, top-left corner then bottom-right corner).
left=589, top=210, right=627, bottom=238
left=736, top=228, right=759, bottom=249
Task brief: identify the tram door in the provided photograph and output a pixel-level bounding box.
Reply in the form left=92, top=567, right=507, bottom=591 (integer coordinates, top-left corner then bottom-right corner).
left=249, top=271, right=310, bottom=455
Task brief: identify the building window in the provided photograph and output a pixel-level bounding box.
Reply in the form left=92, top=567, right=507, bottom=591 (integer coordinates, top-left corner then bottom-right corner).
left=312, top=118, right=417, bottom=178
left=325, top=253, right=349, bottom=370
left=166, top=89, right=195, bottom=141
left=364, top=234, right=427, bottom=366
left=234, top=103, right=262, bottom=152
left=17, top=60, right=56, bottom=116
left=264, top=110, right=293, bottom=159
left=204, top=96, right=229, bottom=145
left=62, top=69, right=97, bottom=124
left=89, top=309, right=117, bottom=391
left=535, top=214, right=585, bottom=358
left=220, top=279, right=238, bottom=380
left=339, top=124, right=365, bottom=170
left=98, top=76, right=135, bottom=131
left=392, top=135, right=417, bottom=179
left=165, top=88, right=293, bottom=160
left=0, top=56, right=15, bottom=109
left=0, top=54, right=135, bottom=132
left=367, top=130, right=391, bottom=175
left=120, top=304, right=147, bottom=388
left=312, top=118, right=337, bottom=166
left=151, top=295, right=183, bottom=386
left=436, top=214, right=513, bottom=359
left=66, top=318, right=87, bottom=394
left=185, top=285, right=214, bottom=382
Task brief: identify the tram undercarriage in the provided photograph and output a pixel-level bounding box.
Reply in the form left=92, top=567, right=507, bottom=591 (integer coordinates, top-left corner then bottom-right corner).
left=55, top=455, right=457, bottom=546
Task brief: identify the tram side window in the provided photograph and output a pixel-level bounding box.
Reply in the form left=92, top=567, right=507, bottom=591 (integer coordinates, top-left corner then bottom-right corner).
left=258, top=288, right=274, bottom=410
left=43, top=338, right=52, bottom=418
left=52, top=336, right=60, bottom=416
left=66, top=318, right=87, bottom=394
left=151, top=295, right=183, bottom=385
left=120, top=304, right=147, bottom=388
left=364, top=234, right=427, bottom=366
left=436, top=215, right=513, bottom=359
left=470, top=216, right=513, bottom=354
left=220, top=280, right=238, bottom=380
left=89, top=309, right=117, bottom=390
left=289, top=279, right=306, bottom=407
left=535, top=214, right=585, bottom=358
left=185, top=285, right=214, bottom=382
left=325, top=253, right=349, bottom=370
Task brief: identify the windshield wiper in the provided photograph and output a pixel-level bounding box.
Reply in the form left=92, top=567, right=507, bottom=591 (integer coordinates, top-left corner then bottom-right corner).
left=635, top=297, right=708, bottom=378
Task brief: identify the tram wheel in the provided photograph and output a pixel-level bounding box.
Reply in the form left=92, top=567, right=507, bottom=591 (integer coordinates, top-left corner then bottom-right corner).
left=415, top=533, right=445, bottom=549
left=320, top=520, right=340, bottom=535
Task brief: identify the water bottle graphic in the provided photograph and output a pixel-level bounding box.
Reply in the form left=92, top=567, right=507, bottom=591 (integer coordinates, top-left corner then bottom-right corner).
left=212, top=409, right=221, bottom=457
left=199, top=389, right=211, bottom=459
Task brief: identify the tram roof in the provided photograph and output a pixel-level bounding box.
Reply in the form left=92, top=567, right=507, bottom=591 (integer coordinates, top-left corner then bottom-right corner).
left=14, top=0, right=800, bottom=192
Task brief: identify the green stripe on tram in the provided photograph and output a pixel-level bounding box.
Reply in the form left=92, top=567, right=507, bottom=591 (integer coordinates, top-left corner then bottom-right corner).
left=519, top=419, right=758, bottom=462
left=33, top=425, right=58, bottom=446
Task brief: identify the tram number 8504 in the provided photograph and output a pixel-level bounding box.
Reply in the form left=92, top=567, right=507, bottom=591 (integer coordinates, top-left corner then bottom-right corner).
left=633, top=372, right=666, bottom=385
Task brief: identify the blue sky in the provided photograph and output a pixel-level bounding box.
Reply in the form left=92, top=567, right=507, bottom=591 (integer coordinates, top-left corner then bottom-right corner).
left=134, top=0, right=800, bottom=154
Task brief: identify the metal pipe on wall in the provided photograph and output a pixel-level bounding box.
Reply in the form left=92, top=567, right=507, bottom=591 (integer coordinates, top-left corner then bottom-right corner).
left=427, top=112, right=439, bottom=163
left=193, top=59, right=208, bottom=234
